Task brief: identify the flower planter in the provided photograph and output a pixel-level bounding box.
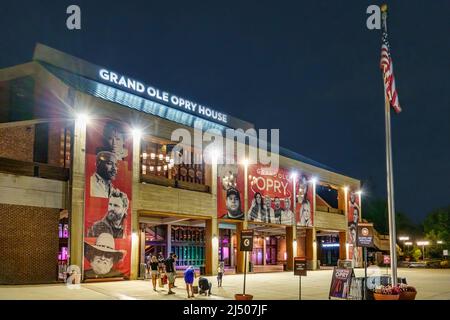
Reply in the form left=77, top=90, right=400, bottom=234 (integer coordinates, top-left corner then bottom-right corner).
left=373, top=293, right=399, bottom=300
left=235, top=294, right=253, bottom=300
left=399, top=291, right=417, bottom=300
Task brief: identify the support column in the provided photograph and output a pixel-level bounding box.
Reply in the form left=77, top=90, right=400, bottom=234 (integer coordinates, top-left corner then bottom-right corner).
left=139, top=225, right=146, bottom=279
left=205, top=218, right=219, bottom=275
left=286, top=226, right=295, bottom=271
left=166, top=225, right=172, bottom=256
left=344, top=187, right=349, bottom=259
left=339, top=231, right=347, bottom=261
left=306, top=228, right=318, bottom=270
left=130, top=131, right=141, bottom=280
left=263, top=236, right=267, bottom=265
left=70, top=116, right=86, bottom=277
left=236, top=221, right=246, bottom=273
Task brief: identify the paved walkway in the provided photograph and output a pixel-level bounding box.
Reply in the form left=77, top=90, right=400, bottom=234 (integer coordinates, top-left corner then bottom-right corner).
left=0, top=268, right=449, bottom=300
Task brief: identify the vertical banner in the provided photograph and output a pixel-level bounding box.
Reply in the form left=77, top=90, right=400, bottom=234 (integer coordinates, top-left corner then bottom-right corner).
left=296, top=174, right=314, bottom=227
left=347, top=190, right=361, bottom=267
left=84, top=119, right=133, bottom=279
left=247, top=165, right=296, bottom=225
left=217, top=164, right=245, bottom=219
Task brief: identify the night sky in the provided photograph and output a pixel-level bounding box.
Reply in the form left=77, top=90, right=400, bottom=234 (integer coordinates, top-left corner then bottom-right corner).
left=1, top=1, right=449, bottom=223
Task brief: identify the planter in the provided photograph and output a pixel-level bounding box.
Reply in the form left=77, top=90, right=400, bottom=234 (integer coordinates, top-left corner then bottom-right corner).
left=373, top=293, right=399, bottom=300
left=399, top=291, right=417, bottom=300
left=235, top=294, right=253, bottom=300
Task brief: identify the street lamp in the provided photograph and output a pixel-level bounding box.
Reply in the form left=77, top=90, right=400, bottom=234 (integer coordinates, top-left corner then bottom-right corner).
left=437, top=240, right=444, bottom=245
left=417, top=241, right=430, bottom=260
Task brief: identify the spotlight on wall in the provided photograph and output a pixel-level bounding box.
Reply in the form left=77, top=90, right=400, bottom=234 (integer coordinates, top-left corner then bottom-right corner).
left=75, top=112, right=90, bottom=124
left=212, top=235, right=219, bottom=247
left=131, top=128, right=142, bottom=140
left=310, top=177, right=318, bottom=184
left=343, top=186, right=349, bottom=192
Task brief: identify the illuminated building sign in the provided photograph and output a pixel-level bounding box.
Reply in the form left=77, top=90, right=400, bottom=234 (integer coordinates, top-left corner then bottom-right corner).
left=33, top=43, right=254, bottom=130
left=98, top=69, right=228, bottom=124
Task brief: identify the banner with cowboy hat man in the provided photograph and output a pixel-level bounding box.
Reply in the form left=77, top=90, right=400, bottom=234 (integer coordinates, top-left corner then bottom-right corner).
left=84, top=119, right=133, bottom=280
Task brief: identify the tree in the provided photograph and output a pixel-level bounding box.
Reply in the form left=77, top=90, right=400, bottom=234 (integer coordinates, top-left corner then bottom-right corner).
left=362, top=198, right=420, bottom=237
left=423, top=205, right=450, bottom=258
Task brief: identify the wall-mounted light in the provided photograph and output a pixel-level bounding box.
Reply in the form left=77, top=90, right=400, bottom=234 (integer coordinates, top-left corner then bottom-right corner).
left=131, top=128, right=142, bottom=140
left=159, top=154, right=164, bottom=161
left=399, top=236, right=410, bottom=241
left=142, top=152, right=147, bottom=160
left=149, top=166, right=154, bottom=171
left=150, top=153, right=155, bottom=160
left=310, top=177, right=318, bottom=184
left=212, top=235, right=219, bottom=248
left=343, top=186, right=349, bottom=192
left=75, top=112, right=90, bottom=124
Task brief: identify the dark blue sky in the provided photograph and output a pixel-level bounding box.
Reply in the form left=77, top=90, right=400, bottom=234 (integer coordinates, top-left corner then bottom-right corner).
left=1, top=1, right=449, bottom=223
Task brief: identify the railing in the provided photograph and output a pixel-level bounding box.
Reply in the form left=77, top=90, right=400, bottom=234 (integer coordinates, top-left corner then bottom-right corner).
left=0, top=157, right=69, bottom=181
left=141, top=173, right=210, bottom=193
left=316, top=205, right=344, bottom=215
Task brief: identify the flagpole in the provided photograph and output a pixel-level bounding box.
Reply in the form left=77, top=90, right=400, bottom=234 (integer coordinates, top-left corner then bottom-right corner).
left=381, top=4, right=398, bottom=287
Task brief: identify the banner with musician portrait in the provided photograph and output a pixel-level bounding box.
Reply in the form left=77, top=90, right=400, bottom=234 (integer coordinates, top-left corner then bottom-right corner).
left=84, top=119, right=133, bottom=280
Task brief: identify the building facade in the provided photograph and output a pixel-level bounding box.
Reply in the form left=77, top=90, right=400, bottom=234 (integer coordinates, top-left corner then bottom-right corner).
left=0, top=44, right=361, bottom=284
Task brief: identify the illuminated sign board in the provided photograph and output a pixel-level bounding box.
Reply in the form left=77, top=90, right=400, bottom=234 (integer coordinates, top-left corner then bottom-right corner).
left=99, top=69, right=228, bottom=124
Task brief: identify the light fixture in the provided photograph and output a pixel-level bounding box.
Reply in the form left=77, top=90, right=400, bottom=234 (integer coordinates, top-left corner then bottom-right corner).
left=357, top=190, right=363, bottom=196
left=404, top=242, right=413, bottom=246
left=163, top=165, right=168, bottom=171
left=290, top=172, right=298, bottom=179
left=142, top=165, right=146, bottom=173
left=165, top=156, right=170, bottom=162
left=322, top=243, right=340, bottom=248
left=343, top=186, right=349, bottom=192
left=157, top=166, right=161, bottom=172
left=310, top=177, right=317, bottom=184
left=131, top=128, right=142, bottom=140
left=437, top=240, right=444, bottom=244
left=159, top=154, right=164, bottom=161
left=75, top=112, right=90, bottom=124
left=243, top=158, right=248, bottom=166
left=150, top=153, right=156, bottom=160
left=417, top=241, right=429, bottom=246
left=142, top=152, right=147, bottom=160
left=149, top=166, right=154, bottom=171
left=399, top=236, right=410, bottom=241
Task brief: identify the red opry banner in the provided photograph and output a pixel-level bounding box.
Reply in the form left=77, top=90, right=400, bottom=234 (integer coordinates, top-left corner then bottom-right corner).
left=295, top=173, right=314, bottom=227
left=347, top=190, right=362, bottom=267
left=247, top=165, right=294, bottom=225
left=84, top=119, right=133, bottom=280
left=217, top=164, right=245, bottom=220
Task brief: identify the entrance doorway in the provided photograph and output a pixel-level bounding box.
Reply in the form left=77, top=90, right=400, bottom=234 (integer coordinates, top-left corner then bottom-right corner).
left=317, top=232, right=340, bottom=267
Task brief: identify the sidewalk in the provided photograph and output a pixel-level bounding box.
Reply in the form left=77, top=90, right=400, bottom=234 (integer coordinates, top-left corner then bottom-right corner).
left=0, top=268, right=449, bottom=300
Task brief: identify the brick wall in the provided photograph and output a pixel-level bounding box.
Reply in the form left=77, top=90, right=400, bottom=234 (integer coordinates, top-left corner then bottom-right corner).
left=0, top=126, right=34, bottom=162
left=0, top=203, right=59, bottom=284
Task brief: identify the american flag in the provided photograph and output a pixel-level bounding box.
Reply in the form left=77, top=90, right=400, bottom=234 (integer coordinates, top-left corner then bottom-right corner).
left=380, top=25, right=402, bottom=113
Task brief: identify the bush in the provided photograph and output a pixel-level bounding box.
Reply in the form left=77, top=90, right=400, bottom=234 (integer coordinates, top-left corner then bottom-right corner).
left=412, top=249, right=422, bottom=261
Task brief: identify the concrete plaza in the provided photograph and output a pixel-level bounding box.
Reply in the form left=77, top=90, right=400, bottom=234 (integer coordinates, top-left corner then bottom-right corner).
left=0, top=268, right=449, bottom=300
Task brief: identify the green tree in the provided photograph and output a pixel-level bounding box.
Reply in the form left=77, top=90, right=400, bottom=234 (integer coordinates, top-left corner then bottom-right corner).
left=362, top=198, right=420, bottom=237
left=423, top=205, right=450, bottom=258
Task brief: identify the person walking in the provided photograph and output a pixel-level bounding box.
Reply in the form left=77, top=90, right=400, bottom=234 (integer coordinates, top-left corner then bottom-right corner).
left=146, top=255, right=158, bottom=291
left=217, top=261, right=224, bottom=287
left=165, top=253, right=177, bottom=295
